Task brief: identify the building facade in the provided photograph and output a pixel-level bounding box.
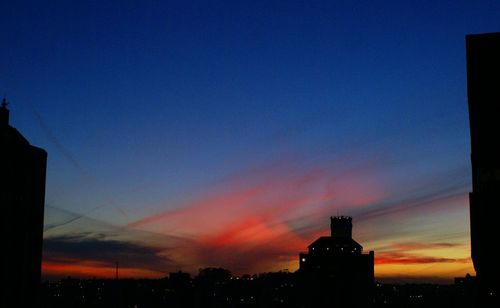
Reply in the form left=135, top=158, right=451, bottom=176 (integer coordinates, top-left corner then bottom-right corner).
left=466, top=32, right=500, bottom=306
left=0, top=99, right=47, bottom=307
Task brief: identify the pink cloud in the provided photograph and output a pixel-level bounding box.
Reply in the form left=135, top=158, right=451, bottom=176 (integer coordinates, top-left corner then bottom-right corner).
left=120, top=157, right=470, bottom=276
left=124, top=160, right=384, bottom=274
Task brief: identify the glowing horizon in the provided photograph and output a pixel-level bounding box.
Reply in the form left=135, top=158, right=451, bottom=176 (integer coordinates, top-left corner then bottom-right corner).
left=42, top=157, right=475, bottom=282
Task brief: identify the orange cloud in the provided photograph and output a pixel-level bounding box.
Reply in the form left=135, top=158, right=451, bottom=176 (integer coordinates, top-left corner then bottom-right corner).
left=389, top=242, right=461, bottom=251
left=372, top=239, right=474, bottom=282
left=375, top=252, right=470, bottom=265
left=42, top=261, right=163, bottom=279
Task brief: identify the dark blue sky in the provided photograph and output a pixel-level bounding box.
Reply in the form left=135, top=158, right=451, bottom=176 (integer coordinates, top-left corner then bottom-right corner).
left=1, top=0, right=499, bottom=280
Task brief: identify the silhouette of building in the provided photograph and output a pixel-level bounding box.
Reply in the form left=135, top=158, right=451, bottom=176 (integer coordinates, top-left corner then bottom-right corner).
left=169, top=270, right=192, bottom=288
left=466, top=32, right=500, bottom=306
left=298, top=216, right=374, bottom=307
left=0, top=99, right=47, bottom=307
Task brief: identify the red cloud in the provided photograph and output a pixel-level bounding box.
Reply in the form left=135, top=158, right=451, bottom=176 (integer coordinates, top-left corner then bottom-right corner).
left=124, top=160, right=383, bottom=274
left=128, top=161, right=382, bottom=230
left=375, top=252, right=470, bottom=265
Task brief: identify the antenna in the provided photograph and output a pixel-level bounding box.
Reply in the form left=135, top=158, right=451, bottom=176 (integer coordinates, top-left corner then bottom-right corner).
left=115, top=260, right=119, bottom=280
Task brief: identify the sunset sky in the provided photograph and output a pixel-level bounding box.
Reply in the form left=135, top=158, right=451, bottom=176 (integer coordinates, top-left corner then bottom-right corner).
left=1, top=0, right=499, bottom=283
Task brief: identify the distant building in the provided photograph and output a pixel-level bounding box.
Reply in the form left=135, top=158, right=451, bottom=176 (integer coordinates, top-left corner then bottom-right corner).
left=0, top=99, right=47, bottom=307
left=466, top=32, right=500, bottom=306
left=169, top=270, right=192, bottom=287
left=298, top=216, right=374, bottom=307
left=454, top=274, right=477, bottom=308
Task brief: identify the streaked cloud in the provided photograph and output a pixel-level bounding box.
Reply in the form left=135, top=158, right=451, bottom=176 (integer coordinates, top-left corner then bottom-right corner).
left=375, top=252, right=470, bottom=265
left=388, top=242, right=461, bottom=251
left=119, top=157, right=472, bottom=278
left=43, top=233, right=175, bottom=279
left=43, top=154, right=473, bottom=281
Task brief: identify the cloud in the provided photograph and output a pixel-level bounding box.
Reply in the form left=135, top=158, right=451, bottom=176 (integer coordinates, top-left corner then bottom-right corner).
left=388, top=242, right=461, bottom=251
left=32, top=107, right=85, bottom=174
left=189, top=217, right=312, bottom=274
left=43, top=233, right=177, bottom=278
left=44, top=234, right=169, bottom=267
left=44, top=155, right=472, bottom=279
left=127, top=158, right=383, bottom=233
left=375, top=251, right=470, bottom=265
left=124, top=158, right=384, bottom=274
left=120, top=157, right=474, bottom=276
left=353, top=181, right=469, bottom=223
left=44, top=204, right=107, bottom=233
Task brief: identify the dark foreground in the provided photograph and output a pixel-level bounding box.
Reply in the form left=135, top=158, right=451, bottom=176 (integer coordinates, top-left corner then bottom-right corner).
left=40, top=270, right=477, bottom=308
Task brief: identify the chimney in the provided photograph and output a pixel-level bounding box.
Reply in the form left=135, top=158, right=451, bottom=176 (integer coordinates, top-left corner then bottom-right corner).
left=0, top=97, right=9, bottom=127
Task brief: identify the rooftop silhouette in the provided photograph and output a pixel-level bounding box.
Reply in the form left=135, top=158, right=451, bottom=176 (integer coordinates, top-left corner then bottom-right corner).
left=298, top=216, right=374, bottom=307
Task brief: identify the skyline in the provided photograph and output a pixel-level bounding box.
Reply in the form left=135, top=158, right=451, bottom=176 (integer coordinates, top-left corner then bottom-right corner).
left=2, top=1, right=499, bottom=283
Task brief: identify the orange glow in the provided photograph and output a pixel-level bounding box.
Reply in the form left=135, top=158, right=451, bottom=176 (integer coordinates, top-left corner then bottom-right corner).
left=375, top=252, right=470, bottom=265
left=375, top=262, right=475, bottom=283
left=42, top=261, right=164, bottom=279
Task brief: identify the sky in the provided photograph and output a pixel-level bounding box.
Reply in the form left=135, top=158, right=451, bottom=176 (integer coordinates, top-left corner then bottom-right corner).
left=1, top=0, right=499, bottom=283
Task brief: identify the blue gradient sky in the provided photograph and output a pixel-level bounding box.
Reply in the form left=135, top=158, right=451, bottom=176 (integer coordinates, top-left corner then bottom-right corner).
left=1, top=1, right=499, bottom=281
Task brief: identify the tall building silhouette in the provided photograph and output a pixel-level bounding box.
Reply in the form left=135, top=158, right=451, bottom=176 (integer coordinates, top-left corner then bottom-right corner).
left=466, top=32, right=500, bottom=305
left=298, top=216, right=374, bottom=307
left=0, top=99, right=47, bottom=307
